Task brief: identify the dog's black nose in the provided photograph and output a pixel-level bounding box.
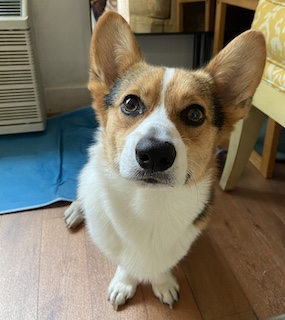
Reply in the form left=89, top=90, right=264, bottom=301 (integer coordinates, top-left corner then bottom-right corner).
left=135, top=138, right=176, bottom=172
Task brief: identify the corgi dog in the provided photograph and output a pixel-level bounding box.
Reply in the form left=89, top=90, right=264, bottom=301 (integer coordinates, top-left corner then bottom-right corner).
left=64, top=12, right=266, bottom=310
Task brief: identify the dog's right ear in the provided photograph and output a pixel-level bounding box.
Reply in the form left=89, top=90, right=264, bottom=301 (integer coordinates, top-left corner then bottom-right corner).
left=89, top=12, right=142, bottom=89
left=204, top=30, right=266, bottom=140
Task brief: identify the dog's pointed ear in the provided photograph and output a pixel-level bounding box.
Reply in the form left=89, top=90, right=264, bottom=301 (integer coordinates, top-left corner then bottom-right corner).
left=90, top=11, right=142, bottom=88
left=205, top=30, right=266, bottom=121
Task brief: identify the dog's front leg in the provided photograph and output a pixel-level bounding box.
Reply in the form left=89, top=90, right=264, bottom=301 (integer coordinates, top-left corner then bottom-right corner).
left=151, top=270, right=179, bottom=308
left=64, top=200, right=84, bottom=228
left=108, top=265, right=138, bottom=310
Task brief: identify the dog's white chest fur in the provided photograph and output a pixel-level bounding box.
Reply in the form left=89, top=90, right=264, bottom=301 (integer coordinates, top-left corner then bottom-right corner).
left=79, top=142, right=212, bottom=281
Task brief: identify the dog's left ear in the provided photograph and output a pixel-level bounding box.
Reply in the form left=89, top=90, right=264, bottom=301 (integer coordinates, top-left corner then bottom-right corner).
left=89, top=11, right=142, bottom=89
left=205, top=30, right=266, bottom=123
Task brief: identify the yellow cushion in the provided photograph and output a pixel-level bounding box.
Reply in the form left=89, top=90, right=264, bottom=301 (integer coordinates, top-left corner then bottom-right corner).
left=251, top=0, right=285, bottom=93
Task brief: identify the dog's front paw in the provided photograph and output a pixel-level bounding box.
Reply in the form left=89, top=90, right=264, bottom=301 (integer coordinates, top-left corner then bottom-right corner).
left=152, top=271, right=179, bottom=308
left=108, top=266, right=138, bottom=310
left=64, top=200, right=84, bottom=228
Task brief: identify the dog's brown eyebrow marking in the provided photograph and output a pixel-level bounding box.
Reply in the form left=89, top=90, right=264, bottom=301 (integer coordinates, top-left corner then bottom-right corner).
left=104, top=78, right=123, bottom=108
left=103, top=65, right=148, bottom=109
left=191, top=73, right=225, bottom=130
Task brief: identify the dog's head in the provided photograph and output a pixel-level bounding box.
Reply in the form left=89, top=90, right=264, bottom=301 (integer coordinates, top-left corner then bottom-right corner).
left=88, top=12, right=266, bottom=187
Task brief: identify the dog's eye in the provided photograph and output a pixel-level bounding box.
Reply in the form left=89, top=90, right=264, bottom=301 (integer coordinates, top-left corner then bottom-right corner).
left=121, top=95, right=144, bottom=116
left=180, top=105, right=205, bottom=126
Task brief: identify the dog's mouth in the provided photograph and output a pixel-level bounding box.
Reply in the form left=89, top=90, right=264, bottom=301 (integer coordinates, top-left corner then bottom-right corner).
left=133, top=172, right=175, bottom=187
left=141, top=178, right=160, bottom=184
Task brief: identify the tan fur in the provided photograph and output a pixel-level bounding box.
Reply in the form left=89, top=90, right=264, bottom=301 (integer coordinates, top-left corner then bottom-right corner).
left=90, top=12, right=141, bottom=88
left=193, top=205, right=213, bottom=231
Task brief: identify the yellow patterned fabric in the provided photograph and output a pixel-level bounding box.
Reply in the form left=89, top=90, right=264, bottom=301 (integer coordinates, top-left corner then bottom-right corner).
left=252, top=0, right=285, bottom=92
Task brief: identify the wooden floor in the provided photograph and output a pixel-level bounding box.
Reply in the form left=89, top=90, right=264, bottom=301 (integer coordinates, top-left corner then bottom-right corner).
left=0, top=162, right=285, bottom=320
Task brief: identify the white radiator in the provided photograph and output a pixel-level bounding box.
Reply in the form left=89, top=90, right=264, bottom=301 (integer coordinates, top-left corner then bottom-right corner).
left=0, top=0, right=46, bottom=134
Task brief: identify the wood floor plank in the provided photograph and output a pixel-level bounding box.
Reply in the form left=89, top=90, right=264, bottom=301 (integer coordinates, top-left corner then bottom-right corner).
left=238, top=163, right=285, bottom=222
left=38, top=217, right=92, bottom=320
left=229, top=188, right=285, bottom=267
left=215, top=310, right=258, bottom=320
left=0, top=162, right=283, bottom=320
left=141, top=266, right=203, bottom=320
left=0, top=211, right=43, bottom=320
left=41, top=202, right=70, bottom=220
left=208, top=168, right=285, bottom=319
left=85, top=237, right=149, bottom=320
left=183, top=234, right=255, bottom=320
left=223, top=165, right=285, bottom=272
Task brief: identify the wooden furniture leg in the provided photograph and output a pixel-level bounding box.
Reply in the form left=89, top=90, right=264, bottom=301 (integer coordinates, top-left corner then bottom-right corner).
left=220, top=106, right=265, bottom=191
left=260, top=118, right=281, bottom=178
left=205, top=0, right=216, bottom=32
left=177, top=1, right=184, bottom=32
left=249, top=119, right=281, bottom=177
left=212, top=0, right=258, bottom=55
left=212, top=0, right=227, bottom=55
left=248, top=81, right=284, bottom=178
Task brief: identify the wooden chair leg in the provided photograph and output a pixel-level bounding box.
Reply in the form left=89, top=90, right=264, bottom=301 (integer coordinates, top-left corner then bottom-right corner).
left=220, top=106, right=265, bottom=191
left=260, top=118, right=281, bottom=178
left=212, top=0, right=226, bottom=55
left=205, top=0, right=216, bottom=31
left=177, top=1, right=184, bottom=32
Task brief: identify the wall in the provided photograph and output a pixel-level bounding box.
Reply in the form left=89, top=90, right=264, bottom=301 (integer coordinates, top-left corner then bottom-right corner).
left=30, top=1, right=194, bottom=114
left=30, top=0, right=92, bottom=114
left=137, top=34, right=193, bottom=69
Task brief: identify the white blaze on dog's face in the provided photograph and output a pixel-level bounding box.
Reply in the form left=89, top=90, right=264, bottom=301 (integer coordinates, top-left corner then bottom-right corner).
left=118, top=68, right=189, bottom=186
left=88, top=12, right=266, bottom=187
left=102, top=65, right=221, bottom=187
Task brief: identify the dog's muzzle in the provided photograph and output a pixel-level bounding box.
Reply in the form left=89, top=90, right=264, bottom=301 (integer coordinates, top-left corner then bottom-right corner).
left=135, top=137, right=176, bottom=173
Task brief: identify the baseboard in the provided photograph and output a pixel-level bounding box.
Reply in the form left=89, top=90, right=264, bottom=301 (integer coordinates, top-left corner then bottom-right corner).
left=44, top=85, right=92, bottom=115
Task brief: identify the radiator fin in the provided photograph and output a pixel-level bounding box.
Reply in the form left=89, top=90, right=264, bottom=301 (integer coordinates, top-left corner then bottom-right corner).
left=0, top=23, right=46, bottom=133
left=0, top=31, right=27, bottom=46
left=0, top=0, right=21, bottom=17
